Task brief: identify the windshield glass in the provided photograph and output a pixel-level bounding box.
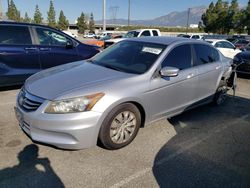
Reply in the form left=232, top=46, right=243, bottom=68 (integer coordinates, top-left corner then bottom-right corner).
left=90, top=41, right=166, bottom=74
left=123, top=31, right=140, bottom=38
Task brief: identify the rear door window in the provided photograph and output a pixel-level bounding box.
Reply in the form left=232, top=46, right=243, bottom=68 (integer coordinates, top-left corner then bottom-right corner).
left=162, top=44, right=192, bottom=70
left=193, top=44, right=220, bottom=66
left=0, top=25, right=32, bottom=45
left=140, top=31, right=151, bottom=37
left=152, top=30, right=159, bottom=36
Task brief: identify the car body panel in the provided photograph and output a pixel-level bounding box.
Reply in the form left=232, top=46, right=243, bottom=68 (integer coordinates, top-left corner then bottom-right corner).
left=0, top=21, right=100, bottom=87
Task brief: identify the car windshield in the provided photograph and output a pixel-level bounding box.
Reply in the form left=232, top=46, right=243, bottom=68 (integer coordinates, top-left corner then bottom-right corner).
left=123, top=31, right=140, bottom=38
left=89, top=41, right=166, bottom=74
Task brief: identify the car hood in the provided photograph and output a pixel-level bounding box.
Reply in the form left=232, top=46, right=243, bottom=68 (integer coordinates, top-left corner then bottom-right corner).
left=25, top=61, right=130, bottom=100
left=106, top=38, right=125, bottom=43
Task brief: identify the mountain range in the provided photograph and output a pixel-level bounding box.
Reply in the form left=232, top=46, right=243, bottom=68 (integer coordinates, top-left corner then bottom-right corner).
left=96, top=6, right=207, bottom=27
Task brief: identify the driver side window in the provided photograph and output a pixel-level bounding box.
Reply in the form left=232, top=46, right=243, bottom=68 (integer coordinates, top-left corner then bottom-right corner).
left=36, top=28, right=68, bottom=46
left=161, top=44, right=192, bottom=70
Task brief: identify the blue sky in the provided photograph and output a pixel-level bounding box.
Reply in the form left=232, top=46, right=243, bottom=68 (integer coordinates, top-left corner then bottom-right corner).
left=2, top=0, right=249, bottom=23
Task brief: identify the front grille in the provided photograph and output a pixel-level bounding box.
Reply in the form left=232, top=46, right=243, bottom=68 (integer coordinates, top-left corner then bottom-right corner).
left=18, top=89, right=44, bottom=112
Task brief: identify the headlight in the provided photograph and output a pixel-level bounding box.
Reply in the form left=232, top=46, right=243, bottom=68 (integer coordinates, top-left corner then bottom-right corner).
left=45, top=93, right=104, bottom=114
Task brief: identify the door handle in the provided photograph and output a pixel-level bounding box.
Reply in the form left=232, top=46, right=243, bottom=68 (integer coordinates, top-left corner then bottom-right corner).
left=187, top=73, right=194, bottom=79
left=40, top=47, right=51, bottom=51
left=24, top=47, right=38, bottom=51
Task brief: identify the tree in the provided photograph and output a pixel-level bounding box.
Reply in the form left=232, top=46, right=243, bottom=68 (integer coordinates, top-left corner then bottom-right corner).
left=33, top=5, right=43, bottom=24
left=226, top=0, right=240, bottom=33
left=6, top=0, right=21, bottom=21
left=57, top=10, right=69, bottom=30
left=88, top=13, right=95, bottom=33
left=23, top=12, right=31, bottom=23
left=214, top=0, right=229, bottom=34
left=47, top=0, right=56, bottom=28
left=201, top=2, right=218, bottom=33
left=246, top=0, right=250, bottom=34
left=77, top=12, right=87, bottom=34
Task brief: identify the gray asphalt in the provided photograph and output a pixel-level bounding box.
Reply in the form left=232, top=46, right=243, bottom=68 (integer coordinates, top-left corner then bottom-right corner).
left=0, top=77, right=250, bottom=188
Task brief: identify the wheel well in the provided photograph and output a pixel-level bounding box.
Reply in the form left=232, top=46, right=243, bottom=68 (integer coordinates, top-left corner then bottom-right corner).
left=129, top=101, right=146, bottom=128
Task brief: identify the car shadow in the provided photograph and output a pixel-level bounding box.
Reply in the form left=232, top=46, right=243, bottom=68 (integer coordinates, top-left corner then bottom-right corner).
left=0, top=144, right=65, bottom=188
left=152, top=95, right=250, bottom=187
left=0, top=85, right=22, bottom=92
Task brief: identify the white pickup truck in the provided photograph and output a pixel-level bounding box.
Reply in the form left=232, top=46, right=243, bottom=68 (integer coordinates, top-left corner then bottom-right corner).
left=104, top=29, right=161, bottom=48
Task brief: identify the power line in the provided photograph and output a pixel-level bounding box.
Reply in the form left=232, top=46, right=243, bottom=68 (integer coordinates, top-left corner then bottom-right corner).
left=186, top=8, right=191, bottom=34
left=128, top=0, right=130, bottom=26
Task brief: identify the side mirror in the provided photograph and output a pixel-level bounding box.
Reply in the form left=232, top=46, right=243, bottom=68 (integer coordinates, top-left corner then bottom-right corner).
left=66, top=40, right=74, bottom=49
left=160, top=66, right=179, bottom=77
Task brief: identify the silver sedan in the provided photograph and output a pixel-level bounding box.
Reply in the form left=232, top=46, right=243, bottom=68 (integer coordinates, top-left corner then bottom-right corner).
left=15, top=37, right=232, bottom=150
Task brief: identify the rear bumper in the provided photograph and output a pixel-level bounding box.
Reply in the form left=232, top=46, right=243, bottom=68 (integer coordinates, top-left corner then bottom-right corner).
left=15, top=100, right=103, bottom=150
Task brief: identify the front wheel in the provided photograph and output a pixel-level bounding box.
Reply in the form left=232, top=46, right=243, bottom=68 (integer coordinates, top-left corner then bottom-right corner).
left=213, top=85, right=228, bottom=106
left=98, top=103, right=141, bottom=150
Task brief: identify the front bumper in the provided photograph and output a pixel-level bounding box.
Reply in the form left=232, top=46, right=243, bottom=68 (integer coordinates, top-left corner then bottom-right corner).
left=15, top=100, right=103, bottom=149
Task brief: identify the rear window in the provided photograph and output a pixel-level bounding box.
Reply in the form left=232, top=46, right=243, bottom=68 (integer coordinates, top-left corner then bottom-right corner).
left=0, top=25, right=32, bottom=45
left=193, top=44, right=220, bottom=65
left=140, top=31, right=151, bottom=37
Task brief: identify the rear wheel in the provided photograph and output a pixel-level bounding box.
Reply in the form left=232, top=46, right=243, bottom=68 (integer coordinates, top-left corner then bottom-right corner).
left=99, top=103, right=141, bottom=150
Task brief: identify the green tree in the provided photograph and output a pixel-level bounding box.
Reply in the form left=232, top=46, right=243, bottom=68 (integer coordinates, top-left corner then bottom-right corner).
left=226, top=0, right=240, bottom=33
left=88, top=13, right=95, bottom=33
left=23, top=12, right=31, bottom=23
left=6, top=0, right=21, bottom=21
left=235, top=9, right=246, bottom=34
left=246, top=0, right=250, bottom=34
left=202, top=2, right=218, bottom=33
left=57, top=10, right=69, bottom=30
left=47, top=0, right=56, bottom=28
left=214, top=0, right=229, bottom=34
left=77, top=12, right=87, bottom=34
left=33, top=5, right=43, bottom=24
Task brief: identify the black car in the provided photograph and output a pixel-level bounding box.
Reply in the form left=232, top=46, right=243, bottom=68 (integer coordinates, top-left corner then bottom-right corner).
left=0, top=21, right=100, bottom=87
left=233, top=51, right=250, bottom=74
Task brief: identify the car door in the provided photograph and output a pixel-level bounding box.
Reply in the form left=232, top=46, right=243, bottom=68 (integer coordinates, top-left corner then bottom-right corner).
left=34, top=27, right=80, bottom=69
left=147, top=44, right=198, bottom=121
left=0, top=25, right=40, bottom=86
left=193, top=44, right=222, bottom=100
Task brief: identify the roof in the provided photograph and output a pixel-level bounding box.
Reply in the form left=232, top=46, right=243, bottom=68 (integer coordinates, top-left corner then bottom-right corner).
left=0, top=21, right=57, bottom=30
left=205, top=39, right=228, bottom=42
left=126, top=36, right=203, bottom=46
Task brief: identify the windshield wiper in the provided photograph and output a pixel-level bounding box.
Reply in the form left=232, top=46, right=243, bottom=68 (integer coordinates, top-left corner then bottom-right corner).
left=102, top=64, right=124, bottom=72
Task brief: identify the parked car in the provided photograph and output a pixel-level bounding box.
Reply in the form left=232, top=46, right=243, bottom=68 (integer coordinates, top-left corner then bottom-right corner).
left=233, top=51, right=250, bottom=74
left=84, top=34, right=122, bottom=48
left=233, top=39, right=250, bottom=49
left=62, top=30, right=78, bottom=38
left=241, top=44, right=250, bottom=51
left=95, top=32, right=113, bottom=39
left=0, top=21, right=100, bottom=87
left=15, top=37, right=233, bottom=150
left=206, top=39, right=241, bottom=59
left=83, top=33, right=96, bottom=38
left=178, top=34, right=204, bottom=40
left=104, top=29, right=161, bottom=48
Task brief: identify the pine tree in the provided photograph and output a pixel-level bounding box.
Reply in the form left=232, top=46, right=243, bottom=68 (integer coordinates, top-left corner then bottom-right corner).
left=33, top=5, right=43, bottom=24
left=47, top=0, right=56, bottom=28
left=88, top=13, right=95, bottom=33
left=202, top=2, right=217, bottom=33
left=227, top=0, right=240, bottom=33
left=77, top=12, right=87, bottom=34
left=57, top=10, right=69, bottom=30
left=6, top=0, right=20, bottom=21
left=246, top=0, right=250, bottom=34
left=23, top=12, right=31, bottom=23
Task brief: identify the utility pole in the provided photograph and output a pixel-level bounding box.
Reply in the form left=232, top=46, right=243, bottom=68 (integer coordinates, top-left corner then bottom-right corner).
left=186, top=8, right=190, bottom=34
left=128, top=0, right=130, bottom=26
left=0, top=0, right=3, bottom=20
left=103, top=0, right=106, bottom=31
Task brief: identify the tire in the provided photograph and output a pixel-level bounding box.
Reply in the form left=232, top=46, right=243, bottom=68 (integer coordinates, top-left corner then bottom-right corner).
left=98, top=103, right=141, bottom=150
left=213, top=85, right=228, bottom=106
